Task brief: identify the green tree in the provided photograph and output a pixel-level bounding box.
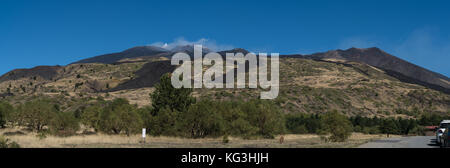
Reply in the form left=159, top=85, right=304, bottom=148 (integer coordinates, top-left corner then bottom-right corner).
left=16, top=99, right=57, bottom=131
left=380, top=118, right=398, bottom=137
left=243, top=100, right=286, bottom=138
left=220, top=101, right=258, bottom=138
left=137, top=106, right=153, bottom=134
left=321, top=110, right=353, bottom=142
left=99, top=98, right=143, bottom=136
left=48, top=112, right=80, bottom=136
left=285, top=113, right=311, bottom=134
left=81, top=105, right=103, bottom=131
left=150, top=73, right=195, bottom=114
left=148, top=107, right=180, bottom=136
left=397, top=118, right=416, bottom=135
left=181, top=100, right=225, bottom=138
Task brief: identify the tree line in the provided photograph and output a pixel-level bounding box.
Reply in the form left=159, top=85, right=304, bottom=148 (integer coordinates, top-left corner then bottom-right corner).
left=285, top=112, right=448, bottom=137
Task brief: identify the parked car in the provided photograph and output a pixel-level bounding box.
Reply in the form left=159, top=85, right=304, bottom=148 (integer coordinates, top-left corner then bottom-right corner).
left=441, top=126, right=450, bottom=148
left=436, top=120, right=450, bottom=145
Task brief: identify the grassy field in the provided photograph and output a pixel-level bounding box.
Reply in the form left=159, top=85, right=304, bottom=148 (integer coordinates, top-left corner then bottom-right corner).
left=1, top=128, right=392, bottom=148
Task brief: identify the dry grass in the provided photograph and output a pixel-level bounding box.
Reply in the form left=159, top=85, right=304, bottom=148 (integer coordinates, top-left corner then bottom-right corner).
left=101, top=87, right=154, bottom=107
left=1, top=128, right=388, bottom=148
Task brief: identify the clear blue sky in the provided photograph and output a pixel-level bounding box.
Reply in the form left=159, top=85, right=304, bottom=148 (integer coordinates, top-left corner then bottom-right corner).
left=1, top=0, right=449, bottom=76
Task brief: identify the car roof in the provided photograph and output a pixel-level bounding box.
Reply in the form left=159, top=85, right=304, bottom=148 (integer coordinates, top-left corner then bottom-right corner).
left=441, top=120, right=450, bottom=124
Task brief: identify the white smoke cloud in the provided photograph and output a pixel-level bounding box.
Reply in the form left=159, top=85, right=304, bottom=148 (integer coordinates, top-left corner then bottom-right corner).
left=150, top=37, right=234, bottom=51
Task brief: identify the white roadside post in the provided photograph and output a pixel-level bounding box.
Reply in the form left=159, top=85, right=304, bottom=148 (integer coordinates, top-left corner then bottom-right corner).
left=142, top=128, right=146, bottom=144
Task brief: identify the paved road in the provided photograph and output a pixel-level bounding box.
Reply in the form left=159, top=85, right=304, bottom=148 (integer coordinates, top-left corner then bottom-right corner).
left=358, top=136, right=440, bottom=148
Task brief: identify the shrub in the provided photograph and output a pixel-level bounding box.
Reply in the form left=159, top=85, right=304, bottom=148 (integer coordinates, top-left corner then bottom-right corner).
left=419, top=114, right=448, bottom=126
left=15, top=99, right=58, bottom=131
left=74, top=82, right=83, bottom=89
left=353, top=125, right=362, bottom=133
left=181, top=100, right=225, bottom=138
left=148, top=107, right=179, bottom=136
left=48, top=112, right=80, bottom=136
left=81, top=105, right=102, bottom=131
left=290, top=125, right=309, bottom=134
left=304, top=115, right=322, bottom=133
left=219, top=102, right=258, bottom=138
left=137, top=106, right=153, bottom=133
left=397, top=118, right=417, bottom=135
left=409, top=126, right=425, bottom=136
left=222, top=134, right=230, bottom=144
left=362, top=126, right=380, bottom=134
left=0, top=101, right=13, bottom=128
left=285, top=113, right=320, bottom=134
left=227, top=117, right=258, bottom=139
left=37, top=131, right=48, bottom=140
left=146, top=98, right=285, bottom=139
left=321, top=110, right=353, bottom=142
left=380, top=118, right=399, bottom=136
left=98, top=98, right=143, bottom=136
left=242, top=100, right=286, bottom=138
left=0, top=136, right=20, bottom=148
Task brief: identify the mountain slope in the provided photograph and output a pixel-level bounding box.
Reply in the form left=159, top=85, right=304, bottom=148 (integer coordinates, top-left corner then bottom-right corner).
left=0, top=46, right=448, bottom=117
left=195, top=57, right=450, bottom=116
left=73, top=46, right=171, bottom=64
left=106, top=60, right=176, bottom=92
left=72, top=45, right=218, bottom=64
left=286, top=47, right=450, bottom=93
left=0, top=66, right=63, bottom=82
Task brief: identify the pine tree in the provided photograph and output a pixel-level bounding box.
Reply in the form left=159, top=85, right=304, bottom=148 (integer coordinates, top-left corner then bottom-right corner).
left=150, top=73, right=195, bottom=114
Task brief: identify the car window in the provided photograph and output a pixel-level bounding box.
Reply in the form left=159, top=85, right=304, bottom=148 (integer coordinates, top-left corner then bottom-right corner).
left=440, top=123, right=449, bottom=128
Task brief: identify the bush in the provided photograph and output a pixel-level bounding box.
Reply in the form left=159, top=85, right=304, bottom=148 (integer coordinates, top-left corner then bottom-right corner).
left=37, top=131, right=48, bottom=140
left=146, top=74, right=285, bottom=139
left=0, top=101, right=13, bottom=128
left=181, top=100, right=225, bottom=138
left=290, top=125, right=309, bottom=134
left=137, top=106, right=153, bottom=134
left=219, top=102, right=257, bottom=138
left=228, top=117, right=259, bottom=138
left=81, top=105, right=103, bottom=131
left=321, top=110, right=353, bottom=142
left=15, top=99, right=58, bottom=131
left=419, top=114, right=449, bottom=126
left=241, top=100, right=286, bottom=138
left=380, top=118, right=399, bottom=136
left=222, top=134, right=230, bottom=144
left=0, top=136, right=20, bottom=148
left=362, top=126, right=380, bottom=134
left=285, top=113, right=320, bottom=134
left=98, top=98, right=143, bottom=136
left=409, top=126, right=425, bottom=136
left=146, top=99, right=285, bottom=139
left=81, top=99, right=143, bottom=135
left=397, top=118, right=417, bottom=135
left=353, top=125, right=362, bottom=133
left=48, top=112, right=80, bottom=136
left=349, top=115, right=423, bottom=135
left=148, top=107, right=179, bottom=136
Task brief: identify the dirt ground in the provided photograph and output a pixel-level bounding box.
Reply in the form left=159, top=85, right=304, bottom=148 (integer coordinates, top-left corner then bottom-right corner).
left=0, top=128, right=392, bottom=148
